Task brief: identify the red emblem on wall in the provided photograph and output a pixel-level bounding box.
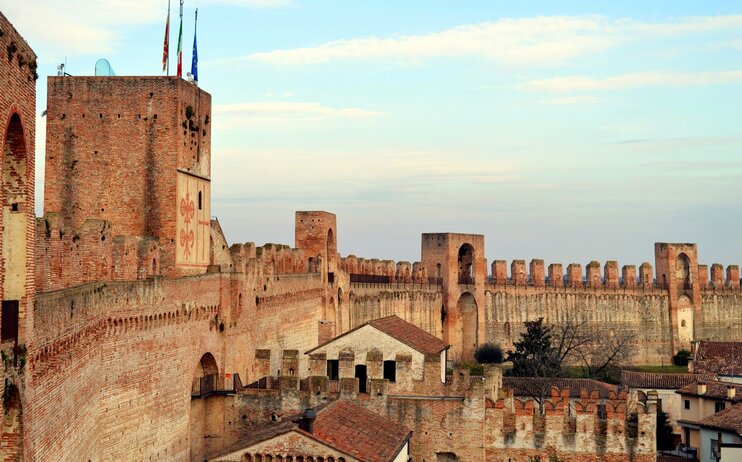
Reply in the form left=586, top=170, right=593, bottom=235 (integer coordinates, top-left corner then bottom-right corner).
left=180, top=192, right=195, bottom=225
left=179, top=191, right=196, bottom=259
left=180, top=228, right=195, bottom=258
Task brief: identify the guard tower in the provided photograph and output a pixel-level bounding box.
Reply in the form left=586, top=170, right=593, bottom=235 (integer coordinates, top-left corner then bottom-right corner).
left=421, top=233, right=486, bottom=362
left=44, top=76, right=212, bottom=276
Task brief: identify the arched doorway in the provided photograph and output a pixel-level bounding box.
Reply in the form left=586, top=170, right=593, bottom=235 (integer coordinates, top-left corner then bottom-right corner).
left=2, top=113, right=28, bottom=344
left=326, top=228, right=336, bottom=282
left=445, top=292, right=478, bottom=362
left=676, top=253, right=691, bottom=289
left=457, top=244, right=474, bottom=284
left=1, top=383, right=23, bottom=461
left=190, top=353, right=221, bottom=461
left=677, top=295, right=693, bottom=343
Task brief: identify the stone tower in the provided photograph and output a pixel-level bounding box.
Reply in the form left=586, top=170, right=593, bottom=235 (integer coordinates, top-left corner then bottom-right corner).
left=44, top=76, right=212, bottom=277
left=421, top=233, right=486, bottom=362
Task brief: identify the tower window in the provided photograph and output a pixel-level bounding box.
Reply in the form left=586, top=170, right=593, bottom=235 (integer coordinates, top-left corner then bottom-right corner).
left=198, top=191, right=202, bottom=210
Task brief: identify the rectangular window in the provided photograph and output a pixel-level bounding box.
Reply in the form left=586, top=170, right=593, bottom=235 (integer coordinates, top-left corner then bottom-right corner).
left=684, top=399, right=690, bottom=410
left=383, top=360, right=396, bottom=383
left=1, top=301, right=19, bottom=342
left=326, top=360, right=339, bottom=381
left=715, top=402, right=726, bottom=413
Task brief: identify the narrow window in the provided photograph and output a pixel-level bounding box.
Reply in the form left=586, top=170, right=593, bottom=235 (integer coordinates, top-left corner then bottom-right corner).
left=198, top=191, right=203, bottom=210
left=1, top=300, right=19, bottom=342
left=684, top=399, right=690, bottom=410
left=327, top=359, right=339, bottom=381
left=715, top=401, right=726, bottom=413
left=383, top=360, right=396, bottom=383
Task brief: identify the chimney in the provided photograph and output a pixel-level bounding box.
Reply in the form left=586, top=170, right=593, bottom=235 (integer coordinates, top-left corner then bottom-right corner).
left=728, top=386, right=736, bottom=400
left=698, top=382, right=707, bottom=395
left=299, top=408, right=317, bottom=433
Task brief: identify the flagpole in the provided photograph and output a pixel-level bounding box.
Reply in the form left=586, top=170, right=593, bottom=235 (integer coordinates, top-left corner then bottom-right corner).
left=177, top=0, right=184, bottom=78
left=167, top=0, right=170, bottom=76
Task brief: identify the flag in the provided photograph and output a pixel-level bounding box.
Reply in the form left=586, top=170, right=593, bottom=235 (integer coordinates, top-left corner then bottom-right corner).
left=177, top=0, right=184, bottom=77
left=162, top=0, right=170, bottom=73
left=191, top=9, right=198, bottom=82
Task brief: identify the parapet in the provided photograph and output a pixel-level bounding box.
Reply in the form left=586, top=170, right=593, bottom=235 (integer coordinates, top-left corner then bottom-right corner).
left=35, top=214, right=162, bottom=292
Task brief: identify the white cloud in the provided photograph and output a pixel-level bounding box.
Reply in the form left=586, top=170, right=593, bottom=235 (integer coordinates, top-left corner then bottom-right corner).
left=241, top=15, right=742, bottom=67
left=0, top=0, right=291, bottom=56
left=538, top=95, right=601, bottom=105
left=519, top=70, right=742, bottom=93
left=212, top=101, right=385, bottom=128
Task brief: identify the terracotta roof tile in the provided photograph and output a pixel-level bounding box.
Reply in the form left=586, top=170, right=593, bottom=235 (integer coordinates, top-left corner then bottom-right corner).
left=502, top=377, right=618, bottom=399
left=306, top=315, right=448, bottom=355
left=211, top=400, right=411, bottom=462
left=313, top=399, right=411, bottom=462
left=677, top=380, right=742, bottom=403
left=693, top=341, right=742, bottom=376
left=697, top=402, right=742, bottom=436
left=368, top=315, right=448, bottom=355
left=621, top=370, right=717, bottom=389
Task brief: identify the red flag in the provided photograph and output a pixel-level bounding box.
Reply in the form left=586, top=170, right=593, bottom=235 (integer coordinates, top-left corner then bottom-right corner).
left=177, top=0, right=184, bottom=77
left=162, top=1, right=170, bottom=73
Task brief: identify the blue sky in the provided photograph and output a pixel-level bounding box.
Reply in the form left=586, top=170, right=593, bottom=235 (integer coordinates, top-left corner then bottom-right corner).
left=3, top=1, right=742, bottom=268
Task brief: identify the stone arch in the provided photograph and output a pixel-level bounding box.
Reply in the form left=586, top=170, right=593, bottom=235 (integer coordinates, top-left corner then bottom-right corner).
left=2, top=112, right=29, bottom=343
left=190, top=352, right=221, bottom=460
left=676, top=253, right=691, bottom=289
left=457, top=244, right=474, bottom=284
left=677, top=295, right=693, bottom=343
left=326, top=228, right=336, bottom=276
left=1, top=383, right=23, bottom=461
left=445, top=292, right=478, bottom=362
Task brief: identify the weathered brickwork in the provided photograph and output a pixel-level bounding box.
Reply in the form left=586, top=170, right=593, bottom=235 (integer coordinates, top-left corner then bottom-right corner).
left=0, top=10, right=738, bottom=461
left=44, top=76, right=211, bottom=278
left=0, top=11, right=36, bottom=462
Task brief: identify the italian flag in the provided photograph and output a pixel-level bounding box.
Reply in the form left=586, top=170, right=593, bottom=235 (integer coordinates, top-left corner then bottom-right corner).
left=176, top=11, right=183, bottom=77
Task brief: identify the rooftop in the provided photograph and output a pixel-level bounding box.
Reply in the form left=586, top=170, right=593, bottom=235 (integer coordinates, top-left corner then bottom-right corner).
left=621, top=370, right=717, bottom=390
left=212, top=399, right=411, bottom=462
left=306, top=315, right=448, bottom=356
left=502, top=377, right=619, bottom=399
left=697, top=402, right=742, bottom=437
left=693, top=341, right=742, bottom=376
left=676, top=380, right=742, bottom=403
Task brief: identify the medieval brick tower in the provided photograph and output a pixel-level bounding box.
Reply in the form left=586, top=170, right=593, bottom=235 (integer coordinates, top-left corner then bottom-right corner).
left=421, top=233, right=486, bottom=362
left=44, top=77, right=212, bottom=277
left=0, top=11, right=37, bottom=460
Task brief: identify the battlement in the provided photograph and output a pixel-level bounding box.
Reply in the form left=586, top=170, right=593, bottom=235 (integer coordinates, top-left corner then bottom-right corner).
left=489, top=385, right=657, bottom=460
left=248, top=348, right=500, bottom=400
left=488, top=257, right=742, bottom=292
left=35, top=213, right=161, bottom=292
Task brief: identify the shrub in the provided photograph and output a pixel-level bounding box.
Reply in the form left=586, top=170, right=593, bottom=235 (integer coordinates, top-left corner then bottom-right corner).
left=474, top=342, right=504, bottom=364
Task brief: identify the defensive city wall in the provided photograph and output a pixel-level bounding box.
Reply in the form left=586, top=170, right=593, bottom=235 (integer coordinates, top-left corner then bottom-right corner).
left=0, top=9, right=738, bottom=460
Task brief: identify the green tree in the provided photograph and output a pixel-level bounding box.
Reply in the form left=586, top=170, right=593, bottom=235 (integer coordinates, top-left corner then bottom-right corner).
left=506, top=318, right=562, bottom=413
left=507, top=318, right=560, bottom=378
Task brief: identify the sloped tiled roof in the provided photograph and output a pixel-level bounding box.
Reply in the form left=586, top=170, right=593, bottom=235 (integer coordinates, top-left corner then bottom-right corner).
left=368, top=315, right=448, bottom=355
left=306, top=315, right=448, bottom=355
left=621, top=370, right=717, bottom=389
left=313, top=399, right=412, bottom=462
left=502, top=377, right=618, bottom=399
left=210, top=400, right=411, bottom=462
left=697, top=402, right=742, bottom=437
left=694, top=341, right=742, bottom=376
left=676, top=380, right=742, bottom=403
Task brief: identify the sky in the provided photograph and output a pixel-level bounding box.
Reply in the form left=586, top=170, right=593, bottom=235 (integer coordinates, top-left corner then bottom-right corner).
left=2, top=1, right=742, bottom=269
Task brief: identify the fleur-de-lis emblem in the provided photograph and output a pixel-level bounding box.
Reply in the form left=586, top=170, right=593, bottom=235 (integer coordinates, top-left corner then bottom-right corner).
left=180, top=192, right=195, bottom=224
left=180, top=228, right=195, bottom=258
